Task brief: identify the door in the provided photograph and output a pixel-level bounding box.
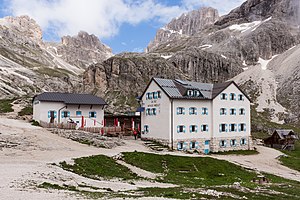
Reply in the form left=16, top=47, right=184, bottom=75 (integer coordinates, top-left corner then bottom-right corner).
left=204, top=140, right=210, bottom=154
left=50, top=111, right=55, bottom=123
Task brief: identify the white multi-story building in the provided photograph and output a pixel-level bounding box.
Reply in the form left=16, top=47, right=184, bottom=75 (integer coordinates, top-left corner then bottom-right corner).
left=140, top=78, right=252, bottom=153
left=33, top=92, right=107, bottom=128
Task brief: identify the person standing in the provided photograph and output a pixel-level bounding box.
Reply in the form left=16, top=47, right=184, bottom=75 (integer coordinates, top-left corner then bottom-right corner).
left=133, top=129, right=137, bottom=140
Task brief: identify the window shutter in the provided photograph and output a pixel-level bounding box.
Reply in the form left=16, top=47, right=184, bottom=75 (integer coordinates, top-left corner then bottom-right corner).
left=225, top=124, right=228, bottom=132
left=89, top=112, right=91, bottom=118
left=189, top=125, right=192, bottom=133
left=219, top=140, right=222, bottom=147
left=244, top=124, right=246, bottom=131
left=48, top=111, right=51, bottom=118
left=177, top=143, right=181, bottom=150
left=94, top=112, right=97, bottom=118
left=224, top=140, right=227, bottom=147
left=54, top=111, right=57, bottom=118
left=206, top=109, right=208, bottom=115
left=195, top=125, right=198, bottom=133
left=238, top=124, right=241, bottom=132
left=177, top=126, right=179, bottom=133
left=240, top=139, right=243, bottom=145
left=195, top=142, right=199, bottom=149
left=61, top=112, right=64, bottom=118
left=225, top=94, right=228, bottom=100
left=183, top=142, right=188, bottom=150
left=67, top=111, right=70, bottom=117
left=234, top=124, right=237, bottom=132
left=189, top=108, right=192, bottom=115
left=183, top=126, right=186, bottom=133
left=176, top=108, right=179, bottom=115
left=189, top=142, right=193, bottom=149
left=206, top=126, right=209, bottom=132
left=245, top=139, right=247, bottom=145
left=230, top=140, right=233, bottom=146
left=229, top=125, right=231, bottom=132
left=195, top=108, right=197, bottom=115
left=182, top=108, right=185, bottom=115
left=219, top=124, right=222, bottom=132
left=201, top=125, right=203, bottom=132
left=225, top=109, right=227, bottom=115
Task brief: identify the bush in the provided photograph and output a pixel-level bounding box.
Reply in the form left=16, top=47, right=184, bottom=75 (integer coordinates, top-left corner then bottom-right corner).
left=18, top=106, right=33, bottom=116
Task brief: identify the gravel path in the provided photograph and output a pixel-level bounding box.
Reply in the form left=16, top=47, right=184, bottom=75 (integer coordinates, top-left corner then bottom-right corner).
left=210, top=146, right=300, bottom=182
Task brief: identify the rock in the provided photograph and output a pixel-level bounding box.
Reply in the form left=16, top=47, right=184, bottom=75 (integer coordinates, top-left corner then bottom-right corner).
left=147, top=7, right=219, bottom=52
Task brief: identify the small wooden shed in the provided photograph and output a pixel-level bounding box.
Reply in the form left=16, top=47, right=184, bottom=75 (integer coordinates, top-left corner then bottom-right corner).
left=264, top=129, right=298, bottom=150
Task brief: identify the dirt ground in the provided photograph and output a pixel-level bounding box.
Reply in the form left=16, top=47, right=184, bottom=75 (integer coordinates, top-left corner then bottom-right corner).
left=0, top=116, right=299, bottom=199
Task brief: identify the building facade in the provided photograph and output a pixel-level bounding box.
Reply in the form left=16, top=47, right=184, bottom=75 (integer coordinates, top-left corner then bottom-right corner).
left=140, top=78, right=252, bottom=153
left=33, top=92, right=107, bottom=128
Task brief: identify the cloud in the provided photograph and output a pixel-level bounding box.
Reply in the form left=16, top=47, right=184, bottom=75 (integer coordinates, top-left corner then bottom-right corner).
left=5, top=0, right=246, bottom=39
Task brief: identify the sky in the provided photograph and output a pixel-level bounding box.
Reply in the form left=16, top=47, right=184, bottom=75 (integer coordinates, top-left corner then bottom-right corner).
left=0, top=0, right=246, bottom=54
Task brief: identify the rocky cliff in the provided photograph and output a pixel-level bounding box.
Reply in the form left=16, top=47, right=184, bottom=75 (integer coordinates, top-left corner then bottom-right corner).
left=83, top=0, right=300, bottom=125
left=0, top=15, right=112, bottom=99
left=147, top=7, right=219, bottom=52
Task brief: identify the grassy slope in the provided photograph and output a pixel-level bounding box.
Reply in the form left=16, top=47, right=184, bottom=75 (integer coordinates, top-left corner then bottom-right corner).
left=60, top=155, right=138, bottom=180
left=0, top=99, right=14, bottom=113
left=280, top=141, right=300, bottom=172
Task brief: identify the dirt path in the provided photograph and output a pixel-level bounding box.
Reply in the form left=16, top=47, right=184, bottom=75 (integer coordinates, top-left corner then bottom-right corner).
left=210, top=146, right=300, bottom=182
left=0, top=117, right=174, bottom=200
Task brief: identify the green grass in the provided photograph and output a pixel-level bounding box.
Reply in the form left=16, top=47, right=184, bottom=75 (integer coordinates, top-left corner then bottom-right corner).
left=18, top=106, right=33, bottom=116
left=211, top=149, right=259, bottom=155
left=280, top=141, right=300, bottom=172
left=0, top=99, right=14, bottom=113
left=123, top=152, right=257, bottom=187
left=59, top=155, right=138, bottom=180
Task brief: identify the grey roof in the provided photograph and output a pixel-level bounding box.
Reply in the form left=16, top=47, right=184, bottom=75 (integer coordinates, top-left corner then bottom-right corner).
left=34, top=92, right=107, bottom=105
left=152, top=77, right=238, bottom=100
left=275, top=130, right=298, bottom=139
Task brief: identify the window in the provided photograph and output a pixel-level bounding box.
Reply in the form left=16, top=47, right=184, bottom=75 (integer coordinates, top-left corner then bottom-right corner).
left=177, top=107, right=185, bottom=115
left=190, top=141, right=199, bottom=149
left=194, top=90, right=200, bottom=97
left=153, top=92, right=158, bottom=99
left=239, top=123, right=246, bottom=131
left=220, top=124, right=227, bottom=132
left=62, top=111, right=70, bottom=118
left=146, top=92, right=152, bottom=100
left=238, top=94, right=244, bottom=101
left=146, top=108, right=151, bottom=115
left=144, top=125, right=149, bottom=133
left=230, top=139, right=237, bottom=146
left=202, top=107, right=208, bottom=115
left=76, top=111, right=82, bottom=116
left=177, top=125, right=185, bottom=133
left=177, top=142, right=184, bottom=150
left=189, top=107, right=197, bottom=115
left=89, top=111, right=97, bottom=118
left=240, top=138, right=247, bottom=145
left=230, top=93, right=236, bottom=100
left=239, top=108, right=245, bottom=115
left=220, top=140, right=226, bottom=147
left=220, top=108, right=226, bottom=115
left=201, top=124, right=208, bottom=132
left=152, top=108, right=157, bottom=115
left=187, top=90, right=194, bottom=96
left=190, top=125, right=197, bottom=133
left=229, top=124, right=236, bottom=132
left=157, top=91, right=161, bottom=98
left=220, top=93, right=227, bottom=100
left=230, top=108, right=236, bottom=115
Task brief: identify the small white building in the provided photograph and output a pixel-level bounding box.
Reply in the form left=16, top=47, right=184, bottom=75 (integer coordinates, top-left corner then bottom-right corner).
left=140, top=78, right=252, bottom=153
left=33, top=92, right=107, bottom=128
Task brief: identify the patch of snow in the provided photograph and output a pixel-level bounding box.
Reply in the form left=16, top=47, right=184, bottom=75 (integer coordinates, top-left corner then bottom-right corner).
left=258, top=55, right=278, bottom=70
left=242, top=67, right=249, bottom=71
left=199, top=44, right=212, bottom=49
left=233, top=55, right=286, bottom=124
left=161, top=55, right=172, bottom=59
left=166, top=44, right=170, bottom=47
left=221, top=54, right=227, bottom=59
left=229, top=21, right=262, bottom=33
left=242, top=60, right=247, bottom=66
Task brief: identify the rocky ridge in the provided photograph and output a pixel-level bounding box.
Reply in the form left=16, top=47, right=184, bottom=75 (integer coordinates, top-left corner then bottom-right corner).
left=147, top=7, right=219, bottom=52
left=0, top=15, right=112, bottom=99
